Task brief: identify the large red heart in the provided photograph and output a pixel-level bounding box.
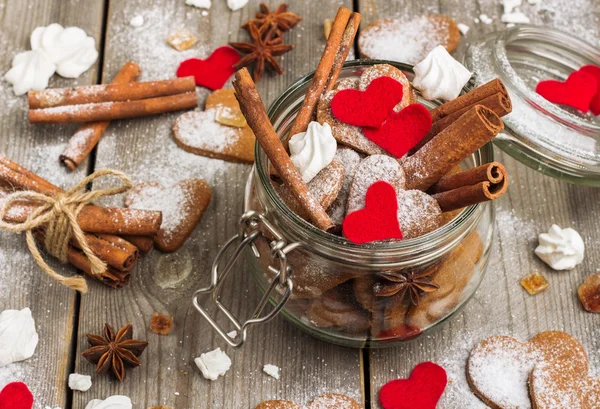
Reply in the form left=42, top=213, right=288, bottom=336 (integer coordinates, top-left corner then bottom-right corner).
left=330, top=76, right=405, bottom=128
left=379, top=362, right=447, bottom=409
left=536, top=69, right=598, bottom=113
left=580, top=65, right=600, bottom=115
left=176, top=46, right=241, bottom=90
left=342, top=181, right=403, bottom=244
left=0, top=382, right=34, bottom=409
left=363, top=104, right=432, bottom=158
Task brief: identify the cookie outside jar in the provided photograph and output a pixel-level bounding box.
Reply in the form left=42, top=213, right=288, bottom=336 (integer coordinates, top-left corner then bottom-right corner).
left=193, top=61, right=495, bottom=348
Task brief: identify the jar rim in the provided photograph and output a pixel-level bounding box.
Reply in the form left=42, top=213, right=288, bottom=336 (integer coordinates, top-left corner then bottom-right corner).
left=252, top=60, right=491, bottom=263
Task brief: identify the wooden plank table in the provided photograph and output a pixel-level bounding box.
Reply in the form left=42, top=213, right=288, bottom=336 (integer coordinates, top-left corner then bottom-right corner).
left=0, top=0, right=598, bottom=408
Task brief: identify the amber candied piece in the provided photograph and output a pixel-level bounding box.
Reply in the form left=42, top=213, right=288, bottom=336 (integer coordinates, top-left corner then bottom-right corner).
left=215, top=105, right=248, bottom=128
left=578, top=272, right=600, bottom=313
left=150, top=312, right=174, bottom=335
left=520, top=272, right=549, bottom=295
left=167, top=30, right=197, bottom=51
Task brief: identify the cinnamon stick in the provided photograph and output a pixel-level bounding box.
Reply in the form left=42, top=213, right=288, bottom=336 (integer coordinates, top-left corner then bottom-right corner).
left=432, top=180, right=509, bottom=212
left=29, top=77, right=196, bottom=109
left=430, top=79, right=508, bottom=122
left=60, top=62, right=142, bottom=171
left=324, top=12, right=361, bottom=93
left=3, top=200, right=162, bottom=236
left=233, top=68, right=334, bottom=231
left=29, top=92, right=198, bottom=124
left=429, top=162, right=507, bottom=194
left=403, top=105, right=504, bottom=191
left=287, top=7, right=353, bottom=139
left=67, top=247, right=130, bottom=288
left=69, top=232, right=137, bottom=272
left=0, top=154, right=152, bottom=252
left=121, top=235, right=154, bottom=253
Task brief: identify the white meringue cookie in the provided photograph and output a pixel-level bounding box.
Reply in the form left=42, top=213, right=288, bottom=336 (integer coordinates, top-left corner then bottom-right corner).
left=85, top=396, right=132, bottom=409
left=412, top=45, right=472, bottom=101
left=31, top=23, right=98, bottom=78
left=4, top=50, right=56, bottom=95
left=535, top=224, right=585, bottom=270
left=289, top=121, right=337, bottom=184
left=0, top=307, right=39, bottom=367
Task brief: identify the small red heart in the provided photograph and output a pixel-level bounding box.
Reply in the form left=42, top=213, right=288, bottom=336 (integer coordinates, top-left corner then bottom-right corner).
left=176, top=46, right=241, bottom=90
left=379, top=362, right=447, bottom=409
left=0, top=382, right=34, bottom=409
left=536, top=69, right=598, bottom=113
left=579, top=65, right=600, bottom=115
left=331, top=76, right=405, bottom=128
left=342, top=181, right=403, bottom=244
left=363, top=104, right=432, bottom=158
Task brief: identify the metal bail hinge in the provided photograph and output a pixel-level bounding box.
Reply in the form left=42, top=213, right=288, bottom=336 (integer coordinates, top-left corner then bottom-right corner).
left=192, top=211, right=302, bottom=347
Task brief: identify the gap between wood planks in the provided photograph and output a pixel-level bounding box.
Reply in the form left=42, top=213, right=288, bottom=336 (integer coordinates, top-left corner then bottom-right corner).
left=65, top=1, right=374, bottom=408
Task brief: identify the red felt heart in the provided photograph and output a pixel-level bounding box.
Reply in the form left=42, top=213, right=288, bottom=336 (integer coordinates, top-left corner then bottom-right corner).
left=363, top=104, right=432, bottom=158
left=330, top=76, right=405, bottom=128
left=0, top=382, right=34, bottom=409
left=176, top=46, right=241, bottom=90
left=342, top=181, right=403, bottom=244
left=580, top=65, right=600, bottom=115
left=379, top=362, right=447, bottom=409
left=536, top=69, right=598, bottom=113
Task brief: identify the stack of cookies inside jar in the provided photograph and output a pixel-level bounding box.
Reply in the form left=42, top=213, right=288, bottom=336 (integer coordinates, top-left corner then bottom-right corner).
left=233, top=9, right=513, bottom=344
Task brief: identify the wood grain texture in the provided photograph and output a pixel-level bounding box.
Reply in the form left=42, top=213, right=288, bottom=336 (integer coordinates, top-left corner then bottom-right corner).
left=0, top=0, right=105, bottom=407
left=74, top=1, right=363, bottom=408
left=360, top=0, right=600, bottom=408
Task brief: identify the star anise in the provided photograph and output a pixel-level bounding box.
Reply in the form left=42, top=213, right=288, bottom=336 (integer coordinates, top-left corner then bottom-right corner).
left=375, top=269, right=439, bottom=306
left=81, top=323, right=148, bottom=382
left=242, top=3, right=302, bottom=33
left=230, top=23, right=294, bottom=82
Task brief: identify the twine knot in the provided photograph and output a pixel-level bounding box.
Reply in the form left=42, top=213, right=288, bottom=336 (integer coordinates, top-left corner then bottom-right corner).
left=0, top=169, right=132, bottom=293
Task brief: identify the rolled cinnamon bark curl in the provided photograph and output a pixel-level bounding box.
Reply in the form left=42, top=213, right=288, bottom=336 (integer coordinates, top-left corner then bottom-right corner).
left=29, top=92, right=198, bottom=124
left=432, top=179, right=508, bottom=213
left=233, top=68, right=334, bottom=231
left=429, top=162, right=507, bottom=194
left=287, top=7, right=359, bottom=139
left=403, top=105, right=504, bottom=192
left=60, top=62, right=142, bottom=171
left=28, top=77, right=196, bottom=109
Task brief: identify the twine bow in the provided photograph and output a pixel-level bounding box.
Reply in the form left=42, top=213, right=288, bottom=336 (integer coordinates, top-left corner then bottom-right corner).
left=0, top=169, right=132, bottom=293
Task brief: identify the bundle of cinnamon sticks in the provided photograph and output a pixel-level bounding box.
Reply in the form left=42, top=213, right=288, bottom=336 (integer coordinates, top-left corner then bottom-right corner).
left=0, top=154, right=160, bottom=288
left=27, top=61, right=198, bottom=171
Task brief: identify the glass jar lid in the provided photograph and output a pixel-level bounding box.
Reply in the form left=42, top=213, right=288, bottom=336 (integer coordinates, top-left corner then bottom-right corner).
left=464, top=25, right=600, bottom=185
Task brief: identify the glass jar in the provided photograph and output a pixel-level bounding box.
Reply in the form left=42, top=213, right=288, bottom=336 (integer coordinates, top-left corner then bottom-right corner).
left=464, top=25, right=600, bottom=185
left=193, top=61, right=495, bottom=348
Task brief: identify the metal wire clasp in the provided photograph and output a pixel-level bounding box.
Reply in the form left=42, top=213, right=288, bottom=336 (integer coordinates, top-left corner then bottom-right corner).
left=192, top=211, right=303, bottom=347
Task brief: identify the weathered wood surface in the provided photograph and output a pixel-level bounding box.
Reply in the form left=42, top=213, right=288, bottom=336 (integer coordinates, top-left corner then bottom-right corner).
left=0, top=1, right=105, bottom=408
left=360, top=1, right=600, bottom=408
left=73, top=1, right=363, bottom=408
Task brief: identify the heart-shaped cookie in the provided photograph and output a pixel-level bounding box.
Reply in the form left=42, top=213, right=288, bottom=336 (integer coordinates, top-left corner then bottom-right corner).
left=363, top=104, right=432, bottom=158
left=254, top=394, right=361, bottom=409
left=0, top=382, right=33, bottom=409
left=536, top=69, right=597, bottom=113
left=173, top=108, right=255, bottom=163
left=327, top=147, right=363, bottom=227
left=254, top=401, right=300, bottom=409
left=579, top=65, right=600, bottom=115
left=125, top=179, right=212, bottom=252
left=467, top=331, right=588, bottom=409
left=530, top=359, right=600, bottom=409
left=343, top=181, right=403, bottom=244
left=396, top=189, right=442, bottom=239
left=317, top=64, right=416, bottom=155
left=274, top=157, right=345, bottom=220
left=176, top=46, right=240, bottom=90
left=359, top=15, right=460, bottom=65
left=307, top=287, right=370, bottom=333
left=331, top=76, right=405, bottom=127
left=379, top=362, right=447, bottom=409
left=205, top=89, right=248, bottom=128
left=346, top=154, right=406, bottom=215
